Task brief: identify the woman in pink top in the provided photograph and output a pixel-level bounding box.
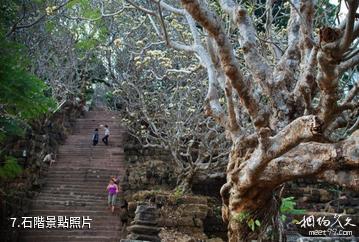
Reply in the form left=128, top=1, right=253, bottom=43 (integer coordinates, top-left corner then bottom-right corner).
left=106, top=179, right=119, bottom=213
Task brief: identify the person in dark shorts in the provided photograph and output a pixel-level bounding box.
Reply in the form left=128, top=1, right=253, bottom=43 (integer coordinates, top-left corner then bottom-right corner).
left=102, top=125, right=110, bottom=145
left=92, top=128, right=99, bottom=146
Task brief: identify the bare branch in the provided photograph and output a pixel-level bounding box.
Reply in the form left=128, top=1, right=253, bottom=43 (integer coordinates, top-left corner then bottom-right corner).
left=225, top=79, right=240, bottom=132
left=265, top=0, right=281, bottom=61
left=293, top=45, right=319, bottom=114
left=6, top=0, right=75, bottom=37
left=338, top=52, right=359, bottom=74
left=219, top=0, right=273, bottom=98
left=339, top=0, right=359, bottom=52
left=125, top=0, right=156, bottom=16
left=341, top=79, right=359, bottom=105
left=157, top=0, right=185, bottom=15
left=181, top=0, right=268, bottom=130
left=64, top=1, right=126, bottom=21
left=157, top=1, right=170, bottom=46
left=237, top=115, right=323, bottom=193
left=260, top=130, right=359, bottom=190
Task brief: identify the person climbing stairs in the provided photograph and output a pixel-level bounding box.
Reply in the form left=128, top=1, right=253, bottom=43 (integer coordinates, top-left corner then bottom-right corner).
left=18, top=110, right=126, bottom=242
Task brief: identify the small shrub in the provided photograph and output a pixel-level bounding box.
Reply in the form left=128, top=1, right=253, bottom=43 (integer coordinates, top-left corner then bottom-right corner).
left=280, top=196, right=306, bottom=222
left=233, top=211, right=261, bottom=231
left=0, top=156, right=22, bottom=180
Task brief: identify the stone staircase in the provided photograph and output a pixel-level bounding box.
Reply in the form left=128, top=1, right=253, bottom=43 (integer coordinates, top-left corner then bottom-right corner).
left=19, top=110, right=126, bottom=242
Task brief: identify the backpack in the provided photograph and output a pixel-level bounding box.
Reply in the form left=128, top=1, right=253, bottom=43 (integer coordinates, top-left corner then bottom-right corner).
left=93, top=133, right=99, bottom=141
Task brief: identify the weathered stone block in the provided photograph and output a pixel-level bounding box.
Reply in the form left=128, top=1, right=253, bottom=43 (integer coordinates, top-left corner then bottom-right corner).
left=128, top=224, right=161, bottom=235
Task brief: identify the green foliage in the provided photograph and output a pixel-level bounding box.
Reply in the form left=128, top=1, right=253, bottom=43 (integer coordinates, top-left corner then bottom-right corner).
left=66, top=0, right=109, bottom=54
left=233, top=211, right=250, bottom=223
left=233, top=211, right=261, bottom=231
left=214, top=205, right=222, bottom=219
left=83, top=8, right=101, bottom=19
left=280, top=197, right=306, bottom=222
left=174, top=186, right=184, bottom=199
left=75, top=38, right=98, bottom=51
left=74, top=23, right=109, bottom=55
left=0, top=118, right=26, bottom=141
left=0, top=0, right=21, bottom=25
left=315, top=0, right=337, bottom=26
left=0, top=156, right=22, bottom=180
left=0, top=31, right=56, bottom=142
left=45, top=21, right=56, bottom=33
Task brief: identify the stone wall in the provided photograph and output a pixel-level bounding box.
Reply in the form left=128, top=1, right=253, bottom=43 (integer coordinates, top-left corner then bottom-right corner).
left=122, top=135, right=177, bottom=192
left=283, top=178, right=359, bottom=240
left=129, top=190, right=226, bottom=242
left=0, top=100, right=84, bottom=240
left=285, top=178, right=359, bottom=215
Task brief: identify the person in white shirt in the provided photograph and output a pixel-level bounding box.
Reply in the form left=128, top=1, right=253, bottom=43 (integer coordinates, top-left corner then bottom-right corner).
left=102, top=125, right=110, bottom=145
left=43, top=153, right=55, bottom=166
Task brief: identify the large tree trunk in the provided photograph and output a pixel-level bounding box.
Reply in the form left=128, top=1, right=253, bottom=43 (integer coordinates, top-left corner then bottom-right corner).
left=176, top=166, right=198, bottom=194
left=226, top=193, right=282, bottom=241
left=221, top=147, right=284, bottom=242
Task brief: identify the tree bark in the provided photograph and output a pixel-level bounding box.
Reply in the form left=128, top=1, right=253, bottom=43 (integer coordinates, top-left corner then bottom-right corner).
left=221, top=130, right=359, bottom=241
left=176, top=166, right=198, bottom=194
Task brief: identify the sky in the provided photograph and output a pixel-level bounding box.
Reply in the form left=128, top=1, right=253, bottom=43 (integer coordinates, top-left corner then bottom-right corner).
left=329, top=0, right=359, bottom=23
left=329, top=0, right=347, bottom=23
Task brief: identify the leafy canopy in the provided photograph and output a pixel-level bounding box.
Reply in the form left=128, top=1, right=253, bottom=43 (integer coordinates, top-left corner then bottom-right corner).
left=0, top=30, right=56, bottom=141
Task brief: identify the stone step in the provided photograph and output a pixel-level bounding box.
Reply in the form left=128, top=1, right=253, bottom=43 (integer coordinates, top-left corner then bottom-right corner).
left=63, top=138, right=124, bottom=142
left=56, top=155, right=125, bottom=159
left=32, top=196, right=126, bottom=204
left=29, top=208, right=124, bottom=215
left=55, top=157, right=123, bottom=161
left=71, top=126, right=124, bottom=129
left=33, top=193, right=120, bottom=201
left=20, top=235, right=121, bottom=242
left=45, top=172, right=124, bottom=178
left=40, top=180, right=124, bottom=186
left=35, top=193, right=109, bottom=201
left=40, top=183, right=112, bottom=189
left=29, top=202, right=124, bottom=210
left=53, top=159, right=125, bottom=164
left=58, top=145, right=124, bottom=149
left=36, top=190, right=115, bottom=196
left=31, top=203, right=121, bottom=210
left=53, top=160, right=125, bottom=164
left=56, top=151, right=124, bottom=155
left=64, top=138, right=124, bottom=142
left=23, top=214, right=124, bottom=223
left=39, top=186, right=124, bottom=194
left=45, top=171, right=122, bottom=176
left=58, top=147, right=124, bottom=151
left=42, top=177, right=116, bottom=182
left=20, top=224, right=122, bottom=233
left=44, top=173, right=123, bottom=179
left=43, top=171, right=121, bottom=177
left=52, top=166, right=125, bottom=170
left=52, top=162, right=125, bottom=166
